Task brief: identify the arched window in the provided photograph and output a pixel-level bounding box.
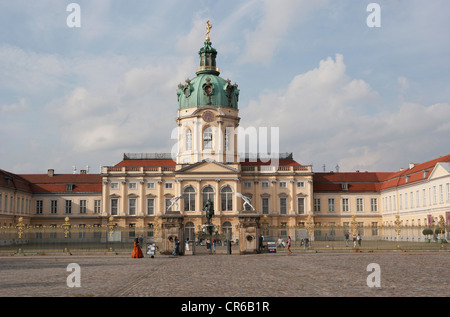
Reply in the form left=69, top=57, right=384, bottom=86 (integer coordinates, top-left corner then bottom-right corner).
left=186, top=129, right=192, bottom=151
left=222, top=221, right=232, bottom=238
left=224, top=128, right=231, bottom=152
left=183, top=186, right=196, bottom=212
left=203, top=127, right=212, bottom=150
left=202, top=185, right=215, bottom=209
left=221, top=186, right=233, bottom=211
left=184, top=222, right=195, bottom=242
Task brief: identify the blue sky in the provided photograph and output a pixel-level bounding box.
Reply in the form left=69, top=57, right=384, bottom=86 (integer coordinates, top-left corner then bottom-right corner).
left=1, top=0, right=449, bottom=174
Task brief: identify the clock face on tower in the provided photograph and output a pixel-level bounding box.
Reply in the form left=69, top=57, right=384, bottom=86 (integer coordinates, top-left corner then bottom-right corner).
left=202, top=110, right=215, bottom=122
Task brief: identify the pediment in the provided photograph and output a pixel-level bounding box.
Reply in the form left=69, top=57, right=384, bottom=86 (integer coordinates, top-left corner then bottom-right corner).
left=177, top=160, right=239, bottom=174
left=428, top=162, right=450, bottom=180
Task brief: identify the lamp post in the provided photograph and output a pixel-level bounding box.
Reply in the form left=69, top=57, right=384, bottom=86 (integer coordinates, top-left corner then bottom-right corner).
left=62, top=217, right=71, bottom=238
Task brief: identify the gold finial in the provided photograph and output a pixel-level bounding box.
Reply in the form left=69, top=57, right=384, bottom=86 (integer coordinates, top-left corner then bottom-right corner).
left=205, top=20, right=212, bottom=42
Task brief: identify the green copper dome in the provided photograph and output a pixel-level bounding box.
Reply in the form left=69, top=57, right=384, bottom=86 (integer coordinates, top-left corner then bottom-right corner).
left=177, top=40, right=239, bottom=110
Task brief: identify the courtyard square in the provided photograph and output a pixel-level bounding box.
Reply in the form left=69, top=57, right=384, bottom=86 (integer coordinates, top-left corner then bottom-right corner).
left=0, top=251, right=448, bottom=298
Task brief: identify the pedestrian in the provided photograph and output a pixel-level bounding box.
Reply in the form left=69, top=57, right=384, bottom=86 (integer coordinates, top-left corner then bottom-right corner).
left=138, top=235, right=144, bottom=250
left=185, top=238, right=190, bottom=252
left=172, top=236, right=180, bottom=256
left=353, top=234, right=357, bottom=248
left=357, top=233, right=362, bottom=246
left=345, top=232, right=349, bottom=247
left=131, top=238, right=144, bottom=258
left=287, top=236, right=292, bottom=254
left=259, top=234, right=264, bottom=252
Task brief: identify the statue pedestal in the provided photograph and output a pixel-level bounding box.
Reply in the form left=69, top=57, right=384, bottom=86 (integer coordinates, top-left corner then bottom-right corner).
left=238, top=210, right=261, bottom=255
left=160, top=210, right=184, bottom=255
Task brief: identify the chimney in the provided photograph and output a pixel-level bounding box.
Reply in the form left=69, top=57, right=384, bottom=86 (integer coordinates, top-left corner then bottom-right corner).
left=409, top=163, right=415, bottom=169
left=80, top=170, right=87, bottom=174
left=48, top=169, right=54, bottom=177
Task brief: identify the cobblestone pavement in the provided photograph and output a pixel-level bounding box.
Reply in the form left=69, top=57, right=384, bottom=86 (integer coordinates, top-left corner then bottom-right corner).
left=0, top=251, right=448, bottom=298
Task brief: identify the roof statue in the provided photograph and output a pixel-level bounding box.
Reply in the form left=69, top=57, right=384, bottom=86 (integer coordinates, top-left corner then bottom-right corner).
left=167, top=195, right=183, bottom=211
left=236, top=193, right=256, bottom=211
left=205, top=20, right=212, bottom=42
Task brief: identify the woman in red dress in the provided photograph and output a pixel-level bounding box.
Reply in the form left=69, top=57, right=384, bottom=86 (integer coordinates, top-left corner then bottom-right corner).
left=131, top=238, right=144, bottom=258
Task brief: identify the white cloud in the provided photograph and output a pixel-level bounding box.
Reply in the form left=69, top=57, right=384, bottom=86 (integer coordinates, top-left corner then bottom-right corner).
left=240, top=54, right=450, bottom=172
left=240, top=0, right=329, bottom=65
left=1, top=98, right=28, bottom=113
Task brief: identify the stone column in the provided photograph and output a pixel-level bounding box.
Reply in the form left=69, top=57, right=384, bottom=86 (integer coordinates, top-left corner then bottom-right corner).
left=160, top=210, right=185, bottom=255
left=238, top=210, right=261, bottom=254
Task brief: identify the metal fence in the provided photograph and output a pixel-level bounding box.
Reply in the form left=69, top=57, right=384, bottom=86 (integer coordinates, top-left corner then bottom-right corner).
left=1, top=223, right=448, bottom=255
left=259, top=224, right=449, bottom=252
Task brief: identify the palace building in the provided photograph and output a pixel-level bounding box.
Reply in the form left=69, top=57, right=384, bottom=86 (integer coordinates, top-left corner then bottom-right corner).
left=1, top=25, right=449, bottom=243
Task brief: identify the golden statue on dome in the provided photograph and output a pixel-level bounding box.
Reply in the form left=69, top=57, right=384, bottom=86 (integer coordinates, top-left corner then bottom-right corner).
left=205, top=20, right=212, bottom=42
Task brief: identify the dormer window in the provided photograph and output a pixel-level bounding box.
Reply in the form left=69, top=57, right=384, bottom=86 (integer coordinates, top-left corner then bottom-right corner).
left=66, top=184, right=74, bottom=191
left=341, top=183, right=348, bottom=191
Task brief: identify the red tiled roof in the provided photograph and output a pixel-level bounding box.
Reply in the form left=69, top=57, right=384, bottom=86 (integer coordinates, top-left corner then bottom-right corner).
left=0, top=169, right=33, bottom=192
left=313, top=172, right=391, bottom=192
left=380, top=154, right=450, bottom=190
left=314, top=154, right=450, bottom=192
left=18, top=173, right=102, bottom=193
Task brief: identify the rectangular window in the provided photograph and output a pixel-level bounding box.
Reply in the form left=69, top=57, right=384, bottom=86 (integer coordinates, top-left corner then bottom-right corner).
left=328, top=198, right=335, bottom=213
left=313, top=198, right=321, bottom=212
left=165, top=198, right=172, bottom=211
left=65, top=200, right=72, bottom=214
left=279, top=182, right=287, bottom=189
left=446, top=183, right=450, bottom=202
left=50, top=200, right=58, bottom=214
left=279, top=197, right=287, bottom=214
left=356, top=198, right=364, bottom=212
left=129, top=198, right=136, bottom=215
left=129, top=224, right=136, bottom=238
left=111, top=199, right=118, bottom=216
left=422, top=189, right=426, bottom=206
left=147, top=182, right=155, bottom=189
left=147, top=198, right=154, bottom=215
left=165, top=182, right=173, bottom=189
left=261, top=182, right=270, bottom=189
left=433, top=186, right=437, bottom=204
left=243, top=182, right=252, bottom=189
left=36, top=200, right=43, bottom=214
left=342, top=198, right=349, bottom=212
left=399, top=194, right=403, bottom=209
left=111, top=182, right=119, bottom=189
left=262, top=198, right=269, bottom=215
left=79, top=200, right=87, bottom=214
left=370, top=198, right=378, bottom=212
left=297, top=181, right=305, bottom=188
left=439, top=184, right=443, bottom=203
left=404, top=193, right=408, bottom=209
left=94, top=200, right=101, bottom=213
left=297, top=197, right=305, bottom=214
left=129, top=182, right=137, bottom=190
